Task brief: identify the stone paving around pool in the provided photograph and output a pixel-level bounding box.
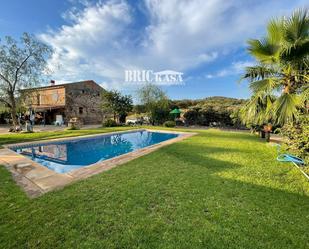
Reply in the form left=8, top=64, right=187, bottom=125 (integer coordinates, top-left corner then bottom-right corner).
left=0, top=129, right=196, bottom=198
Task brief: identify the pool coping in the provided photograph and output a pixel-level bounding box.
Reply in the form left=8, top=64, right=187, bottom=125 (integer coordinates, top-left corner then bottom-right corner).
left=0, top=129, right=196, bottom=197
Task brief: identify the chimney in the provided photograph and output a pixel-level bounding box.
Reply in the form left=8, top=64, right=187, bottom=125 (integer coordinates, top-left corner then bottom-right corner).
left=50, top=80, right=55, bottom=86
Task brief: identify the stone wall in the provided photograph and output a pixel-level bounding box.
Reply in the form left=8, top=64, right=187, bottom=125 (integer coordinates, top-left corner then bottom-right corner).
left=64, top=81, right=104, bottom=124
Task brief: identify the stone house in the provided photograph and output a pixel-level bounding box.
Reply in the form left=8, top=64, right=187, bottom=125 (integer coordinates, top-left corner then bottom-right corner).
left=21, top=80, right=104, bottom=124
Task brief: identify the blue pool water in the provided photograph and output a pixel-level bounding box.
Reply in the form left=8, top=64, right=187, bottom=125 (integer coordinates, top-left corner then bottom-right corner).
left=11, top=130, right=179, bottom=174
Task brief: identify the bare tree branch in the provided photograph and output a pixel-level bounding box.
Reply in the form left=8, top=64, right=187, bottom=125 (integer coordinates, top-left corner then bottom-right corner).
left=0, top=97, right=12, bottom=108
left=0, top=73, right=12, bottom=86
left=13, top=53, right=32, bottom=91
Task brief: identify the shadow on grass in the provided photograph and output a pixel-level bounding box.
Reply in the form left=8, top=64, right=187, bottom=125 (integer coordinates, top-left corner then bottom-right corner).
left=1, top=150, right=309, bottom=249
left=1, top=130, right=309, bottom=249
left=192, top=129, right=266, bottom=143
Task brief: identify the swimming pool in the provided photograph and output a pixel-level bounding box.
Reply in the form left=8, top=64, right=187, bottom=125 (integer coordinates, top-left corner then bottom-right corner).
left=10, top=130, right=179, bottom=174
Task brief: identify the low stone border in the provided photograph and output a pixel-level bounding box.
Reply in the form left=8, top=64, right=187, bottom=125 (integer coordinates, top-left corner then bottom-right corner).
left=0, top=129, right=196, bottom=197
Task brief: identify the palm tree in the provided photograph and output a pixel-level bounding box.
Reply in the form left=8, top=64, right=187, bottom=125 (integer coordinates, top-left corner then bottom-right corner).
left=241, top=9, right=309, bottom=128
left=240, top=95, right=275, bottom=126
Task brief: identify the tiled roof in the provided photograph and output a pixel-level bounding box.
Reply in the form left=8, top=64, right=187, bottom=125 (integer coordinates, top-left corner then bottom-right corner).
left=21, top=80, right=103, bottom=91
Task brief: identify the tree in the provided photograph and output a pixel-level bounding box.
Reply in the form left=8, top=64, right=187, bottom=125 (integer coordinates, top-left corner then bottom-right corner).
left=241, top=8, right=309, bottom=143
left=175, top=96, right=246, bottom=127
left=183, top=109, right=199, bottom=125
left=133, top=104, right=146, bottom=114
left=102, top=90, right=133, bottom=123
left=243, top=10, right=309, bottom=125
left=240, top=95, right=275, bottom=128
left=137, top=83, right=169, bottom=125
left=241, top=9, right=309, bottom=127
left=0, top=33, right=52, bottom=128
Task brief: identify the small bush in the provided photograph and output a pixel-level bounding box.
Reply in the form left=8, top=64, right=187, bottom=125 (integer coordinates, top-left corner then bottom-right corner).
left=175, top=119, right=184, bottom=126
left=163, top=121, right=176, bottom=127
left=280, top=115, right=309, bottom=164
left=67, top=126, right=80, bottom=130
left=102, top=119, right=118, bottom=127
left=183, top=109, right=199, bottom=125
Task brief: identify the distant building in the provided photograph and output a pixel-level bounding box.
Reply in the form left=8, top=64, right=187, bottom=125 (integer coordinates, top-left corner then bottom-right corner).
left=21, top=80, right=104, bottom=125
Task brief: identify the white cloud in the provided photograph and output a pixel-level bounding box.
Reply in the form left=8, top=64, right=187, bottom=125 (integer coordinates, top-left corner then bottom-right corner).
left=198, top=52, right=218, bottom=63
left=39, top=0, right=132, bottom=86
left=38, top=0, right=307, bottom=90
left=206, top=60, right=255, bottom=79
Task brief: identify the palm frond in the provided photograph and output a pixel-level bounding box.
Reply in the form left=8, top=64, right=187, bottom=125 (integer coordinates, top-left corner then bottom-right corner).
left=283, top=8, right=309, bottom=44
left=299, top=84, right=309, bottom=106
left=280, top=9, right=309, bottom=66
left=247, top=38, right=280, bottom=64
left=265, top=94, right=276, bottom=118
left=241, top=65, right=277, bottom=81
left=280, top=39, right=309, bottom=65
left=273, top=93, right=301, bottom=125
left=267, top=18, right=284, bottom=43
left=249, top=78, right=280, bottom=96
left=240, top=95, right=274, bottom=125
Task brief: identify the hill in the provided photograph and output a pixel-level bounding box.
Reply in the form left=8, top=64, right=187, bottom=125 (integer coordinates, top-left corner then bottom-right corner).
left=172, top=96, right=246, bottom=111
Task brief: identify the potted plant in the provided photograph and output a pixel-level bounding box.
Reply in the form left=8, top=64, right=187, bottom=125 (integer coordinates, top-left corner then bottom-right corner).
left=263, top=123, right=273, bottom=142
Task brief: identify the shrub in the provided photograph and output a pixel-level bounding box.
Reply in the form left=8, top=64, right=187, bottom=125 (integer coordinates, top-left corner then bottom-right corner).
left=280, top=115, right=309, bottom=164
left=68, top=118, right=81, bottom=130
left=67, top=126, right=80, bottom=130
left=102, top=119, right=118, bottom=127
left=163, top=121, right=176, bottom=127
left=151, top=107, right=170, bottom=125
left=183, top=110, right=199, bottom=125
left=175, top=119, right=184, bottom=126
left=184, top=108, right=235, bottom=127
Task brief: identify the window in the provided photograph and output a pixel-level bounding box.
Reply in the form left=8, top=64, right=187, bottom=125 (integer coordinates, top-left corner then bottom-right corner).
left=79, top=107, right=83, bottom=114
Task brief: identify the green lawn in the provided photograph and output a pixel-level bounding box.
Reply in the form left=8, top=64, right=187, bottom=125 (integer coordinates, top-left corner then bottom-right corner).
left=0, top=128, right=308, bottom=249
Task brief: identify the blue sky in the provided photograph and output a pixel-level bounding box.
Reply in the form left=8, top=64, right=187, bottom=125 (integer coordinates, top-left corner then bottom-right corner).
left=0, top=0, right=307, bottom=100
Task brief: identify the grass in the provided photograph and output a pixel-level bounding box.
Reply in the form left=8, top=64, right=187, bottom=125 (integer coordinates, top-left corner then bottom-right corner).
left=0, top=128, right=309, bottom=249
